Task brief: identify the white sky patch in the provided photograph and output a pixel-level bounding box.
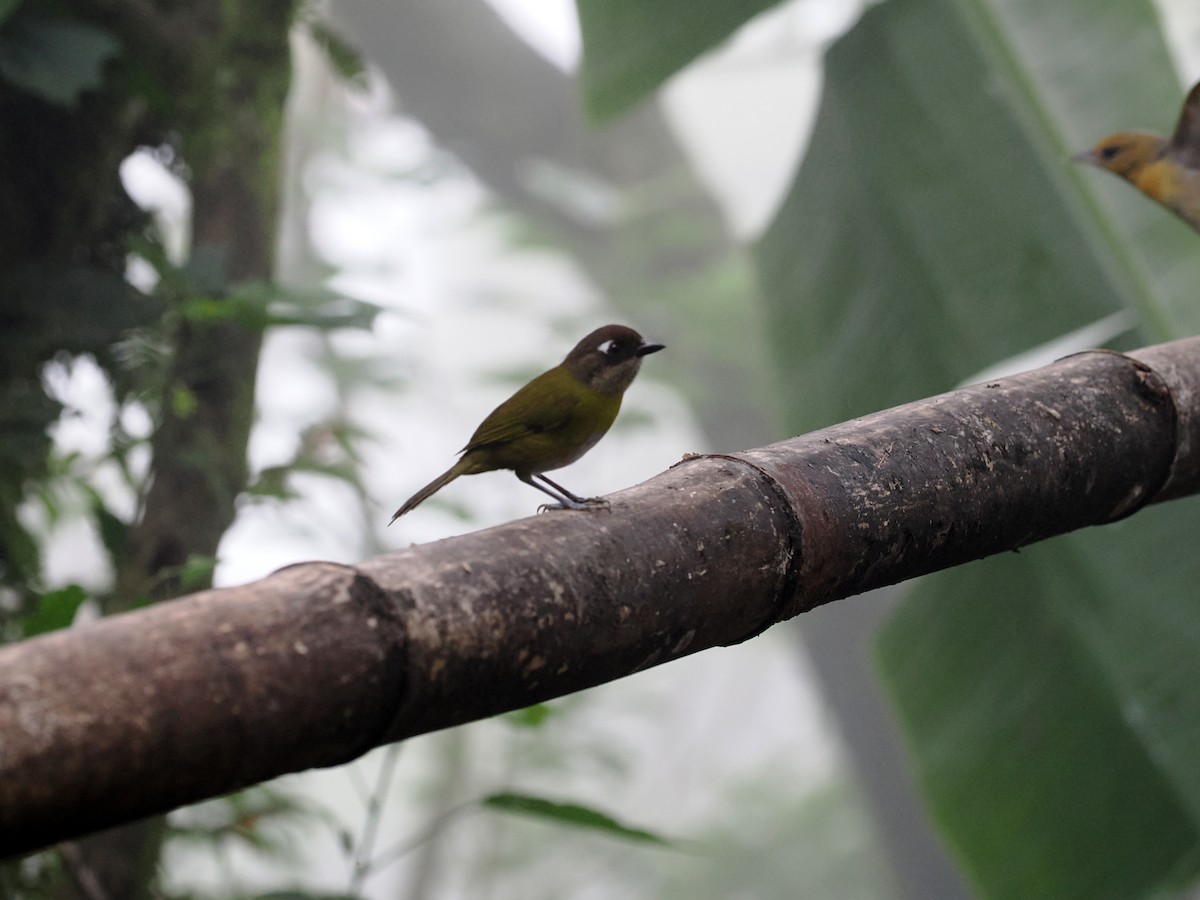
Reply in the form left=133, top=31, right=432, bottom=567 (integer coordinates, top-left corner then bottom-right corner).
left=120, top=149, right=192, bottom=263
left=486, top=0, right=580, bottom=71
left=661, top=0, right=863, bottom=238
left=1154, top=0, right=1200, bottom=85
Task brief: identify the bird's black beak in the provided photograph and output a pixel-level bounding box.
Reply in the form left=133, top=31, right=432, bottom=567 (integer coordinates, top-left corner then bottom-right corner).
left=637, top=341, right=665, bottom=357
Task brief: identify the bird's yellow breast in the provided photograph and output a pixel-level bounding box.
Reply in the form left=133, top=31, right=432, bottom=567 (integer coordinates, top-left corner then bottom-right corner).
left=1134, top=159, right=1200, bottom=229
left=1133, top=159, right=1184, bottom=204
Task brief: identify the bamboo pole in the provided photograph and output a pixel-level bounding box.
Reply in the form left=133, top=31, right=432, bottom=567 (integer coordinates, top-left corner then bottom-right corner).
left=3, top=337, right=1198, bottom=856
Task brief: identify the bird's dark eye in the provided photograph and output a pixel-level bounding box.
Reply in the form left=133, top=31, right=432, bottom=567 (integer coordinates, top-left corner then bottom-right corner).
left=596, top=339, right=617, bottom=355
left=1100, top=144, right=1121, bottom=161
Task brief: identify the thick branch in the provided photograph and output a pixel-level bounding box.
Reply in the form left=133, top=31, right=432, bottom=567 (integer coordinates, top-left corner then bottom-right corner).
left=3, top=337, right=1198, bottom=855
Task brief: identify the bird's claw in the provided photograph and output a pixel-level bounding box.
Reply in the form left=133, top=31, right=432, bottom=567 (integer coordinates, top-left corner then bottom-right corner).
left=537, top=497, right=611, bottom=514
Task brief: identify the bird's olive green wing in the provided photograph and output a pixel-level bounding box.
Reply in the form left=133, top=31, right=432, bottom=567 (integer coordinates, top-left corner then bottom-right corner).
left=1168, top=81, right=1200, bottom=169
left=461, top=368, right=580, bottom=451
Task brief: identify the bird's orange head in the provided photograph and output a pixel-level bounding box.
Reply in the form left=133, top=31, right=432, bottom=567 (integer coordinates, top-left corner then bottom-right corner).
left=1073, top=131, right=1166, bottom=181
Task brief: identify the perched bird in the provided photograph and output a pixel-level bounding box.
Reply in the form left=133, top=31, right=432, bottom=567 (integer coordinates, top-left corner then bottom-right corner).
left=389, top=324, right=664, bottom=522
left=1073, top=80, right=1200, bottom=232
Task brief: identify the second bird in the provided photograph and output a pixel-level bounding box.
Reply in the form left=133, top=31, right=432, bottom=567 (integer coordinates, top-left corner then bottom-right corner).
left=389, top=324, right=664, bottom=523
left=1074, top=80, right=1200, bottom=232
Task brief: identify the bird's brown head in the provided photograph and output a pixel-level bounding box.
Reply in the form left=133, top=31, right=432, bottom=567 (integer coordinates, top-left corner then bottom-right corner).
left=562, top=324, right=664, bottom=396
left=1073, top=131, right=1166, bottom=180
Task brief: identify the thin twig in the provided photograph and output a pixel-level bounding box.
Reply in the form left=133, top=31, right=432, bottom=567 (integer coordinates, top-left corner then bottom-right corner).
left=58, top=843, right=110, bottom=900
left=348, top=743, right=403, bottom=893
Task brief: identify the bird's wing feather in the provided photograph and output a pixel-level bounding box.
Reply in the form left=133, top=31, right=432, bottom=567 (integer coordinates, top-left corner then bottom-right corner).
left=1169, top=81, right=1200, bottom=169
left=462, top=370, right=579, bottom=451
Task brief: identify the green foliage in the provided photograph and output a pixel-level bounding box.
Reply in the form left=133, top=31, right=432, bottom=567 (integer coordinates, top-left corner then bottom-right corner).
left=0, top=0, right=400, bottom=894
left=302, top=19, right=368, bottom=90
left=0, top=7, right=120, bottom=106
left=132, top=236, right=384, bottom=334
left=0, top=0, right=23, bottom=25
left=170, top=383, right=198, bottom=420
left=0, top=258, right=159, bottom=604
left=178, top=554, right=217, bottom=593
left=482, top=791, right=674, bottom=847
left=0, top=380, right=58, bottom=593
left=0, top=851, right=65, bottom=898
left=293, top=0, right=368, bottom=89
left=879, top=505, right=1200, bottom=899
left=20, top=583, right=87, bottom=636
left=245, top=418, right=374, bottom=504
left=0, top=263, right=161, bottom=378
left=224, top=282, right=384, bottom=332
left=577, top=0, right=784, bottom=121
left=504, top=703, right=557, bottom=729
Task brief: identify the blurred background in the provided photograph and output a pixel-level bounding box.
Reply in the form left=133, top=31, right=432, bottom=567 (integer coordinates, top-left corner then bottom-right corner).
left=3, top=0, right=1200, bottom=897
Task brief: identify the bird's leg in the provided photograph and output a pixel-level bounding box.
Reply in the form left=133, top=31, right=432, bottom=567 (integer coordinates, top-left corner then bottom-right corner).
left=518, top=473, right=609, bottom=512
left=517, top=472, right=586, bottom=509
left=535, top=474, right=591, bottom=504
left=537, top=474, right=610, bottom=511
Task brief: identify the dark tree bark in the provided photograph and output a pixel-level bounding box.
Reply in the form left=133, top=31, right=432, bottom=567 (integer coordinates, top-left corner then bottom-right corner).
left=113, top=4, right=293, bottom=610
left=0, top=2, right=302, bottom=896
left=3, top=338, right=1196, bottom=856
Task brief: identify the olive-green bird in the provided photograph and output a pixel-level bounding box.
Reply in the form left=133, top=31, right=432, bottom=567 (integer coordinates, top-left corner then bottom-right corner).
left=389, top=324, right=664, bottom=522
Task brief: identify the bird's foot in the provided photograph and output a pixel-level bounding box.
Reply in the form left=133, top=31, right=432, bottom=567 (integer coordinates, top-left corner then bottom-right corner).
left=537, top=496, right=611, bottom=514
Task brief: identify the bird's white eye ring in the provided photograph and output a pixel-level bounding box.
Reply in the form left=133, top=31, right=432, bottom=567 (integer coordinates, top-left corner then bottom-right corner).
left=597, top=339, right=616, bottom=354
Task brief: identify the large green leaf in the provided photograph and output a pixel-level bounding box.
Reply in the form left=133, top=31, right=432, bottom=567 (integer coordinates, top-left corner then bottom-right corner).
left=0, top=0, right=22, bottom=27
left=879, top=504, right=1200, bottom=898
left=751, top=0, right=1200, bottom=895
left=0, top=13, right=120, bottom=106
left=755, top=0, right=1198, bottom=432
left=483, top=791, right=674, bottom=847
left=577, top=0, right=784, bottom=121
left=0, top=262, right=160, bottom=375
left=21, top=584, right=87, bottom=637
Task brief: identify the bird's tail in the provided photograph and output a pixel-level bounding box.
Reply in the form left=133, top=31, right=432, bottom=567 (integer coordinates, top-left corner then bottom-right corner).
left=388, top=459, right=471, bottom=524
